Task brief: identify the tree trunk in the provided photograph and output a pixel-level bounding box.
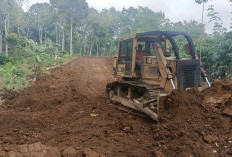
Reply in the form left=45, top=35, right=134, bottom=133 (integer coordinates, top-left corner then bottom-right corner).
left=17, top=20, right=20, bottom=37
left=79, top=35, right=83, bottom=56
left=5, top=16, right=9, bottom=57
left=45, top=31, right=47, bottom=41
left=38, top=20, right=42, bottom=45
left=6, top=43, right=8, bottom=57
left=62, top=28, right=65, bottom=51
left=39, top=27, right=41, bottom=44
left=79, top=42, right=83, bottom=56
left=103, top=46, right=106, bottom=57
left=58, top=27, right=61, bottom=52
left=55, top=24, right=59, bottom=56
left=0, top=30, right=2, bottom=53
left=199, top=1, right=205, bottom=63
left=27, top=27, right=30, bottom=38
left=40, top=28, right=43, bottom=44
left=26, top=13, right=31, bottom=39
left=83, top=38, right=87, bottom=56
left=7, top=12, right=9, bottom=32
left=70, top=17, right=73, bottom=55
left=109, top=41, right=113, bottom=56
left=89, top=39, right=93, bottom=57
left=96, top=42, right=99, bottom=57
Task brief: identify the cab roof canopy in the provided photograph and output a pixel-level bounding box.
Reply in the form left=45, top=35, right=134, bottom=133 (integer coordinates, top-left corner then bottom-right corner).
left=118, top=30, right=196, bottom=60
left=118, top=31, right=192, bottom=41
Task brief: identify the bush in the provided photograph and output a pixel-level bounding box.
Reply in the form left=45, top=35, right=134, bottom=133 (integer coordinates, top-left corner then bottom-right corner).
left=0, top=54, right=10, bottom=65
left=0, top=35, right=74, bottom=89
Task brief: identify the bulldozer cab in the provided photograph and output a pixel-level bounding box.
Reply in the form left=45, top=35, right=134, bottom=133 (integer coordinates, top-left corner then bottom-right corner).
left=113, top=31, right=206, bottom=91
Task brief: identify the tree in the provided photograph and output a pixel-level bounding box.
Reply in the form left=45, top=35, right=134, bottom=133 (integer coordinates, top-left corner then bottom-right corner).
left=132, top=7, right=166, bottom=33
left=207, top=5, right=225, bottom=34
left=0, top=6, right=3, bottom=53
left=13, top=0, right=28, bottom=37
left=118, top=7, right=167, bottom=36
left=50, top=0, right=88, bottom=55
left=0, top=30, right=2, bottom=54
left=195, top=0, right=211, bottom=63
left=0, top=0, right=14, bottom=57
left=230, top=11, right=232, bottom=30
left=29, top=3, right=52, bottom=45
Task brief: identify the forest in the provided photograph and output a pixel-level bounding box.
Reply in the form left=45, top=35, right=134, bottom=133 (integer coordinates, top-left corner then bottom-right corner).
left=0, top=0, right=232, bottom=89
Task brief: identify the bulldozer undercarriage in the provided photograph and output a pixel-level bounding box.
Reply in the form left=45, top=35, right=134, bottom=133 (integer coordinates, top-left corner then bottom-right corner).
left=106, top=81, right=167, bottom=121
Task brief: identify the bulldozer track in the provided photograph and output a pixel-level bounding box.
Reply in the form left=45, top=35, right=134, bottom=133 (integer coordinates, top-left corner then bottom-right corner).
left=106, top=81, right=167, bottom=121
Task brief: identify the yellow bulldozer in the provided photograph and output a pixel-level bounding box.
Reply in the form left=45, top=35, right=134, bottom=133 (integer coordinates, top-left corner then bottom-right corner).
left=106, top=31, right=211, bottom=121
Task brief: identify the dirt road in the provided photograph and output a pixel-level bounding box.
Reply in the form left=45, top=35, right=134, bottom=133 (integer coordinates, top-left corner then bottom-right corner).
left=0, top=57, right=232, bottom=157
left=0, top=57, right=159, bottom=157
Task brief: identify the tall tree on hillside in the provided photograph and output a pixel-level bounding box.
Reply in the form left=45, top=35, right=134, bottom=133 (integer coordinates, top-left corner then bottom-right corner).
left=133, top=7, right=166, bottom=33
left=13, top=0, right=28, bottom=37
left=83, top=8, right=117, bottom=56
left=195, top=0, right=210, bottom=24
left=207, top=5, right=225, bottom=34
left=50, top=0, right=88, bottom=55
left=230, top=11, right=232, bottom=30
left=0, top=0, right=16, bottom=57
left=166, top=20, right=204, bottom=37
left=24, top=12, right=32, bottom=38
left=0, top=5, right=4, bottom=53
left=195, top=0, right=210, bottom=63
left=29, top=3, right=52, bottom=44
left=0, top=30, right=2, bottom=54
left=119, top=7, right=167, bottom=36
left=231, top=17, right=232, bottom=30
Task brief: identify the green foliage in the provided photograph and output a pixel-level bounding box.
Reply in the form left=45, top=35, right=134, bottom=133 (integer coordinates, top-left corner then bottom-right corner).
left=4, top=33, right=18, bottom=42
left=18, top=36, right=27, bottom=47
left=207, top=5, right=224, bottom=34
left=194, top=31, right=232, bottom=80
left=0, top=54, right=10, bottom=65
left=119, top=7, right=167, bottom=36
left=0, top=32, right=73, bottom=89
left=4, top=33, right=18, bottom=49
left=50, top=0, right=88, bottom=22
left=0, top=62, right=26, bottom=89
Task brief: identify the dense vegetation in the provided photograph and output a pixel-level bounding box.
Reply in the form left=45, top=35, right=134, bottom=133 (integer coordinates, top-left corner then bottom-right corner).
left=0, top=0, right=231, bottom=89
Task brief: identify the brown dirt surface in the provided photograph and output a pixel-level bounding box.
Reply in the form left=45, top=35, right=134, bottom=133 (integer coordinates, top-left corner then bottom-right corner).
left=157, top=79, right=232, bottom=157
left=0, top=57, right=231, bottom=157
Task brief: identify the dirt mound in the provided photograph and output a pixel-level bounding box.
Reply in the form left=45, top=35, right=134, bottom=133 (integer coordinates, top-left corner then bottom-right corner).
left=155, top=79, right=232, bottom=157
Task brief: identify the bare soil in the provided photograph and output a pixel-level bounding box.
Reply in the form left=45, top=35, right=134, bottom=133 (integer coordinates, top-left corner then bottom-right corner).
left=0, top=57, right=231, bottom=157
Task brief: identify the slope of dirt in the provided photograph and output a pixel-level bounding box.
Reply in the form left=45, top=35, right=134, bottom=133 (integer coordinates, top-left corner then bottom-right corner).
left=0, top=57, right=159, bottom=157
left=156, top=79, right=232, bottom=157
left=0, top=57, right=231, bottom=157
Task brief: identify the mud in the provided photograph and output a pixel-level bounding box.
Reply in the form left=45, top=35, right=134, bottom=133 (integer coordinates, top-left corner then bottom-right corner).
left=0, top=57, right=231, bottom=157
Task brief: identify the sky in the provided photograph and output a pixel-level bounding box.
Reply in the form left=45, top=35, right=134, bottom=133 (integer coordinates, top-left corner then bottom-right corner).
left=24, top=0, right=232, bottom=33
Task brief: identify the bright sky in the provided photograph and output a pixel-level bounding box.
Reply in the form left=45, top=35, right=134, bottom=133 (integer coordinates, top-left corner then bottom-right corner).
left=24, top=0, right=232, bottom=33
